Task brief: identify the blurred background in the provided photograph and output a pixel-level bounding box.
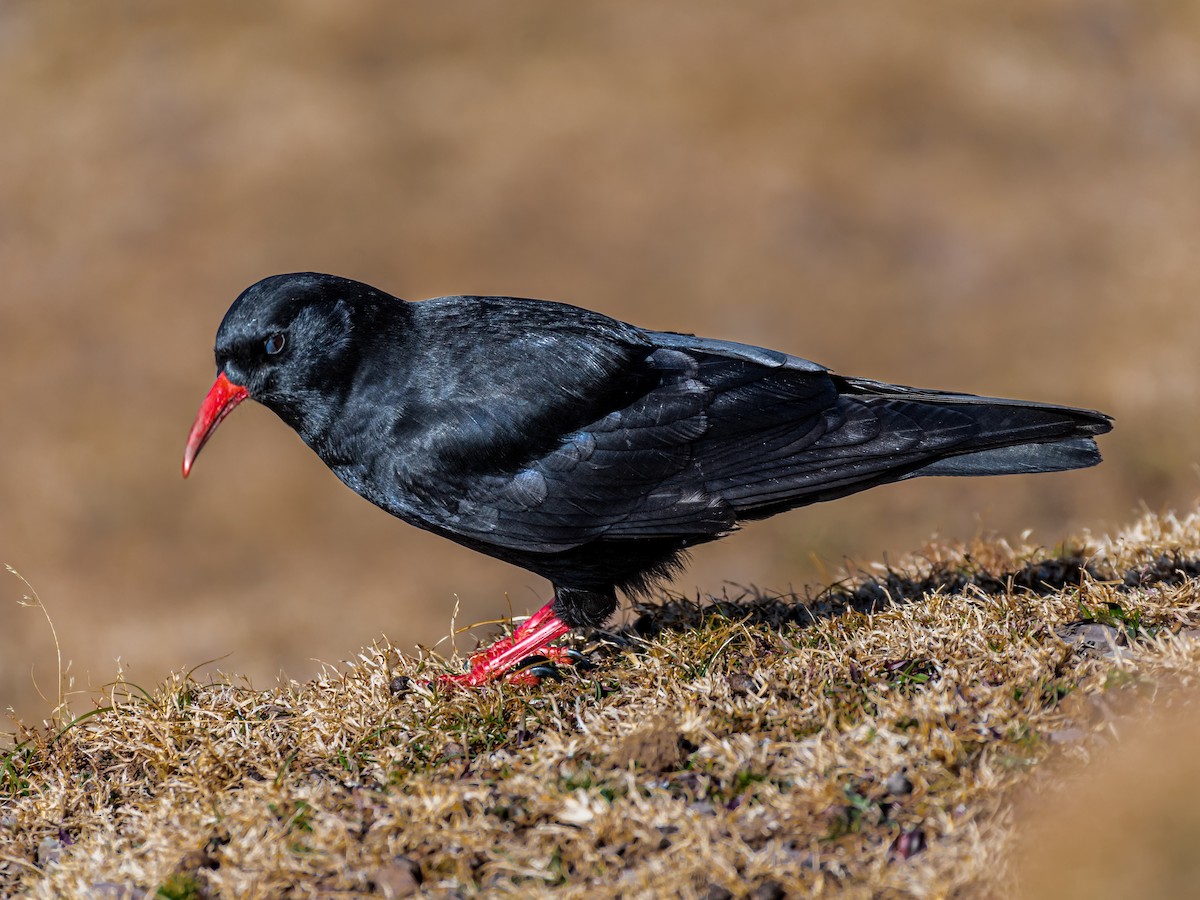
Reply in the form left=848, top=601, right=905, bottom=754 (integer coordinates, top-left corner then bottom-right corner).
left=2, top=1, right=1197, bottom=721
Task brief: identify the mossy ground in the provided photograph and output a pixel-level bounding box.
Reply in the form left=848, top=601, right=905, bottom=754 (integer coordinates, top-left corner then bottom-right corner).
left=4, top=507, right=1200, bottom=898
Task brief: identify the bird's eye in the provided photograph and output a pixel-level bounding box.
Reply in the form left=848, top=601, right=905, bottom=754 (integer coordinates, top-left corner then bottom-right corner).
left=264, top=333, right=286, bottom=355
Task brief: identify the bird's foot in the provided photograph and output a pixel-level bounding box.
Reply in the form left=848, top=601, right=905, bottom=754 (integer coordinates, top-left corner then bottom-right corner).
left=438, top=602, right=575, bottom=687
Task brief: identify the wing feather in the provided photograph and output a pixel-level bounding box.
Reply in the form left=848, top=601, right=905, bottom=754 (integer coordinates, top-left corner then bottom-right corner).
left=405, top=326, right=1100, bottom=556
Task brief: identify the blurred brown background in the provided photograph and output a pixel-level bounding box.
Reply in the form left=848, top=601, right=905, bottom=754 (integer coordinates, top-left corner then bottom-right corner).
left=2, top=1, right=1196, bottom=721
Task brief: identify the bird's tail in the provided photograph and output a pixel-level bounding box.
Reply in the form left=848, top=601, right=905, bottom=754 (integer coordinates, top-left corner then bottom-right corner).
left=838, top=376, right=1113, bottom=480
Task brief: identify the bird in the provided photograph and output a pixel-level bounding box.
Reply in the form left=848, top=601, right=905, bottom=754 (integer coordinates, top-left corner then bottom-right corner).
left=183, top=272, right=1112, bottom=685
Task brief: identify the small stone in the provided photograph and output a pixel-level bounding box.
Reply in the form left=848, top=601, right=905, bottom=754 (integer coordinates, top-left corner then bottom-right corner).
left=36, top=835, right=63, bottom=867
left=886, top=771, right=913, bottom=796
left=727, top=672, right=762, bottom=697
left=389, top=676, right=412, bottom=697
left=1055, top=622, right=1129, bottom=659
left=373, top=856, right=422, bottom=898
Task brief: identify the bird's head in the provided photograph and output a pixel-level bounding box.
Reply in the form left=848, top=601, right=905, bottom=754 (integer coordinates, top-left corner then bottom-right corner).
left=183, top=272, right=396, bottom=477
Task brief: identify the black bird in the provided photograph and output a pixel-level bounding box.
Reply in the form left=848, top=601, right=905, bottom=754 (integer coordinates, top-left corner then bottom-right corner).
left=184, top=273, right=1112, bottom=685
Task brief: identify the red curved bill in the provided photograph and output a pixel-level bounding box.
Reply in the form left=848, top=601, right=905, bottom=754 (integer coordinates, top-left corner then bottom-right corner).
left=182, top=371, right=249, bottom=478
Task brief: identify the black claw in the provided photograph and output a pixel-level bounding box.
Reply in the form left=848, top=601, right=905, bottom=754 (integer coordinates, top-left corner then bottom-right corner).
left=563, top=649, right=596, bottom=671
left=526, top=663, right=564, bottom=681
left=514, top=650, right=593, bottom=674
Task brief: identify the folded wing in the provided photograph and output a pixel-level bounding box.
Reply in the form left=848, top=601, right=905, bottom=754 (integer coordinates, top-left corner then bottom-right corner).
left=428, top=330, right=1111, bottom=553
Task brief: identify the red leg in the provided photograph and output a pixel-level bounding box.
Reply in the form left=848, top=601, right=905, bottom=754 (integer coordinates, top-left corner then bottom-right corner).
left=439, top=600, right=572, bottom=687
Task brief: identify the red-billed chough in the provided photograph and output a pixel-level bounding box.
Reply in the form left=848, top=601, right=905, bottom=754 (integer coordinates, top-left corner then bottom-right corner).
left=184, top=273, right=1112, bottom=685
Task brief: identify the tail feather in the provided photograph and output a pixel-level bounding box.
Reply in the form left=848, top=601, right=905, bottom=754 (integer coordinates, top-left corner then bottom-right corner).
left=909, top=436, right=1102, bottom=478
left=840, top=375, right=1113, bottom=434
left=839, top=376, right=1113, bottom=480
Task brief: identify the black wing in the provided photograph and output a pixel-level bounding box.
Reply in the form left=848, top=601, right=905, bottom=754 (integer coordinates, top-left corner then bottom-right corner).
left=407, top=326, right=1110, bottom=554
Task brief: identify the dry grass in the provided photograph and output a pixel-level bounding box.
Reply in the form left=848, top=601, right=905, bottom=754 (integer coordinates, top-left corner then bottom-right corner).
left=3, top=506, right=1200, bottom=898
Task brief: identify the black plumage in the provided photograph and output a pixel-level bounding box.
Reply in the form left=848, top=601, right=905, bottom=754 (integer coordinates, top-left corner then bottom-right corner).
left=184, top=272, right=1111, bottom=683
